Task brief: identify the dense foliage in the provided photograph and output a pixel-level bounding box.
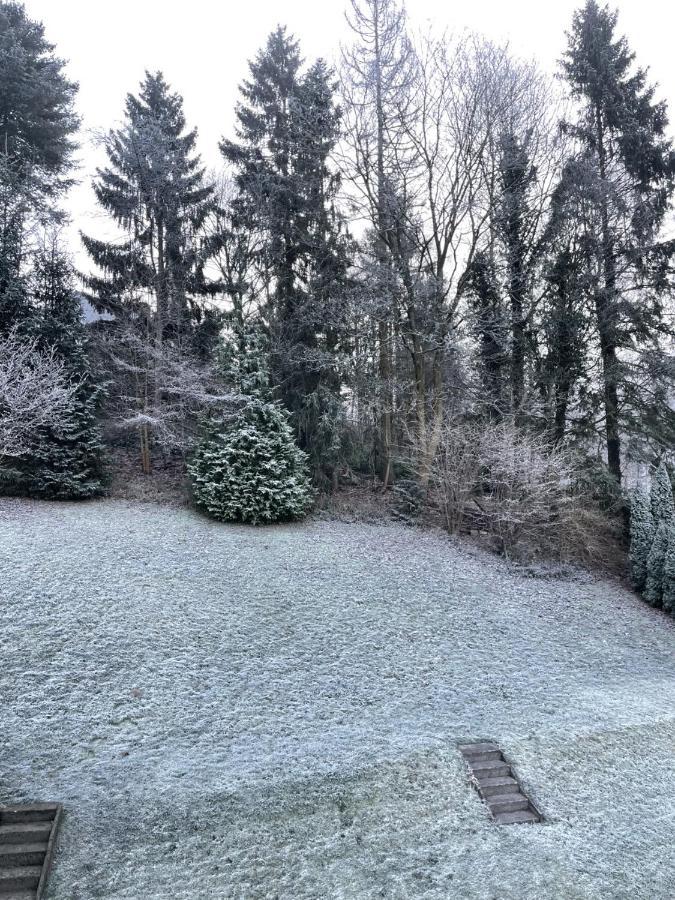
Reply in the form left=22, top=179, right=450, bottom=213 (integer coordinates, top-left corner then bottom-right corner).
left=629, top=488, right=654, bottom=592
left=189, top=399, right=313, bottom=524
left=2, top=1, right=675, bottom=570
left=0, top=2, right=104, bottom=498
left=629, top=464, right=675, bottom=618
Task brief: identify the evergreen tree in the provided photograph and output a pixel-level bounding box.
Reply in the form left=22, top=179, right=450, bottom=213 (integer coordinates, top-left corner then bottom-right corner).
left=629, top=486, right=655, bottom=593
left=539, top=245, right=586, bottom=444
left=561, top=0, right=675, bottom=485
left=465, top=251, right=508, bottom=419
left=188, top=398, right=313, bottom=525
left=219, top=323, right=271, bottom=399
left=220, top=29, right=350, bottom=486
left=649, top=459, right=674, bottom=525
left=0, top=1, right=78, bottom=333
left=661, top=524, right=675, bottom=616
left=644, top=520, right=669, bottom=607
left=4, top=241, right=106, bottom=499
left=495, top=132, right=538, bottom=419
left=81, top=72, right=216, bottom=473
left=82, top=71, right=214, bottom=340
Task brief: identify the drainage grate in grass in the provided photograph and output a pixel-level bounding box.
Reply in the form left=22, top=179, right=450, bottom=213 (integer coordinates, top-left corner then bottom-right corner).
left=0, top=804, right=62, bottom=899
left=459, top=742, right=542, bottom=825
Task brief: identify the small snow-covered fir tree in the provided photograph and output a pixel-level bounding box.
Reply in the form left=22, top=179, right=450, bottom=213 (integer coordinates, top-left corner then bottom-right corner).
left=188, top=398, right=313, bottom=525
left=650, top=460, right=674, bottom=526
left=629, top=487, right=655, bottom=592
left=661, top=525, right=675, bottom=617
left=644, top=521, right=669, bottom=608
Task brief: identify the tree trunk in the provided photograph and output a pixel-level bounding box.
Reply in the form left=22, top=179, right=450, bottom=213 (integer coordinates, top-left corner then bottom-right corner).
left=373, top=4, right=394, bottom=487
left=595, top=108, right=622, bottom=485
left=510, top=286, right=525, bottom=420
left=378, top=319, right=393, bottom=487
left=552, top=378, right=571, bottom=445
left=155, top=216, right=167, bottom=348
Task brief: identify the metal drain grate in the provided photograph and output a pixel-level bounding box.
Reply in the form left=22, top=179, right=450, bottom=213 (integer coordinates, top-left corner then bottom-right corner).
left=0, top=804, right=62, bottom=898
left=459, top=742, right=542, bottom=825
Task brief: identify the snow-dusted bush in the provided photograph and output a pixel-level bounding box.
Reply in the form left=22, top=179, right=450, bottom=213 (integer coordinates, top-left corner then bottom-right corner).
left=629, top=487, right=655, bottom=592
left=423, top=420, right=588, bottom=559
left=426, top=420, right=483, bottom=534
left=661, top=525, right=675, bottom=617
left=476, top=423, right=579, bottom=557
left=644, top=521, right=669, bottom=607
left=650, top=460, right=674, bottom=526
left=0, top=328, right=79, bottom=459
left=188, top=398, right=313, bottom=525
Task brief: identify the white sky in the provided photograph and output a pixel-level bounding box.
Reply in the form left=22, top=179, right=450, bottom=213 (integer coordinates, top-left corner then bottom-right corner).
left=23, top=0, right=675, bottom=271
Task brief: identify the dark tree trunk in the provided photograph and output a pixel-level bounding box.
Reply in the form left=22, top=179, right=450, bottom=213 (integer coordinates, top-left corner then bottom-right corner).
left=596, top=108, right=622, bottom=485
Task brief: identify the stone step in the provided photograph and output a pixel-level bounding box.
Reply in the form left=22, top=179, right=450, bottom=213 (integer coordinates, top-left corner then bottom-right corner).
left=0, top=843, right=47, bottom=867
left=487, top=793, right=530, bottom=815
left=460, top=741, right=543, bottom=826
left=0, top=823, right=52, bottom=845
left=459, top=743, right=501, bottom=762
left=0, top=866, right=42, bottom=892
left=0, top=806, right=58, bottom=826
left=471, top=759, right=511, bottom=779
left=494, top=808, right=540, bottom=825
left=478, top=776, right=519, bottom=797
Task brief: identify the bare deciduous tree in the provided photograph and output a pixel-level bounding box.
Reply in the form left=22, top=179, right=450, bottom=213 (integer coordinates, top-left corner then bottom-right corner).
left=341, top=0, right=414, bottom=486
left=95, top=328, right=236, bottom=471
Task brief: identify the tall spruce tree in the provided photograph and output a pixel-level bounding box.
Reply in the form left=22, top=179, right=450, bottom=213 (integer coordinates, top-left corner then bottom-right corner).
left=221, top=30, right=350, bottom=486
left=561, top=0, right=675, bottom=485
left=0, top=1, right=78, bottom=333
left=82, top=72, right=216, bottom=473
left=82, top=71, right=214, bottom=341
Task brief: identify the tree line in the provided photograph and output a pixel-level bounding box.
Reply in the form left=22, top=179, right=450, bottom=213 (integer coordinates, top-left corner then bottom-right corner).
left=1, top=0, right=674, bottom=542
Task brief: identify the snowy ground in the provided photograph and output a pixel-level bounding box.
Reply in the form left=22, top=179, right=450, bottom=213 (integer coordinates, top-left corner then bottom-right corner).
left=1, top=498, right=674, bottom=900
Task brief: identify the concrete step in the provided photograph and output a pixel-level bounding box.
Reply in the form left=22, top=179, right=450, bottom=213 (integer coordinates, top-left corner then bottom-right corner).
left=0, top=806, right=58, bottom=826
left=0, top=866, right=42, bottom=892
left=478, top=776, right=519, bottom=797
left=494, top=809, right=540, bottom=825
left=0, top=823, right=52, bottom=845
left=471, top=759, right=511, bottom=779
left=487, top=793, right=529, bottom=815
left=0, top=843, right=47, bottom=867
left=459, top=743, right=501, bottom=762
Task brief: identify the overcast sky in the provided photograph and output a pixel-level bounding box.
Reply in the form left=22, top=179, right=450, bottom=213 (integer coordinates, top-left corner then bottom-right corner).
left=23, top=0, right=675, bottom=270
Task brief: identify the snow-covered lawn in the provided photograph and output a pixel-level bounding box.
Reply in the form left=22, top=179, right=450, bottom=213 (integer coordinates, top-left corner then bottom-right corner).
left=1, top=499, right=674, bottom=899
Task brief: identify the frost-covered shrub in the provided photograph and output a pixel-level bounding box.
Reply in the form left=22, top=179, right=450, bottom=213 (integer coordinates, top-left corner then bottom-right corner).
left=644, top=521, right=669, bottom=607
left=661, top=525, right=675, bottom=617
left=629, top=487, right=655, bottom=592
left=426, top=420, right=483, bottom=534
left=188, top=398, right=313, bottom=525
left=476, top=423, right=579, bottom=557
left=650, top=460, right=674, bottom=526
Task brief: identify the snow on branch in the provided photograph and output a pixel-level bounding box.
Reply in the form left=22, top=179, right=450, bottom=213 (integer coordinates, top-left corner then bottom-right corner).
left=0, top=328, right=80, bottom=458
